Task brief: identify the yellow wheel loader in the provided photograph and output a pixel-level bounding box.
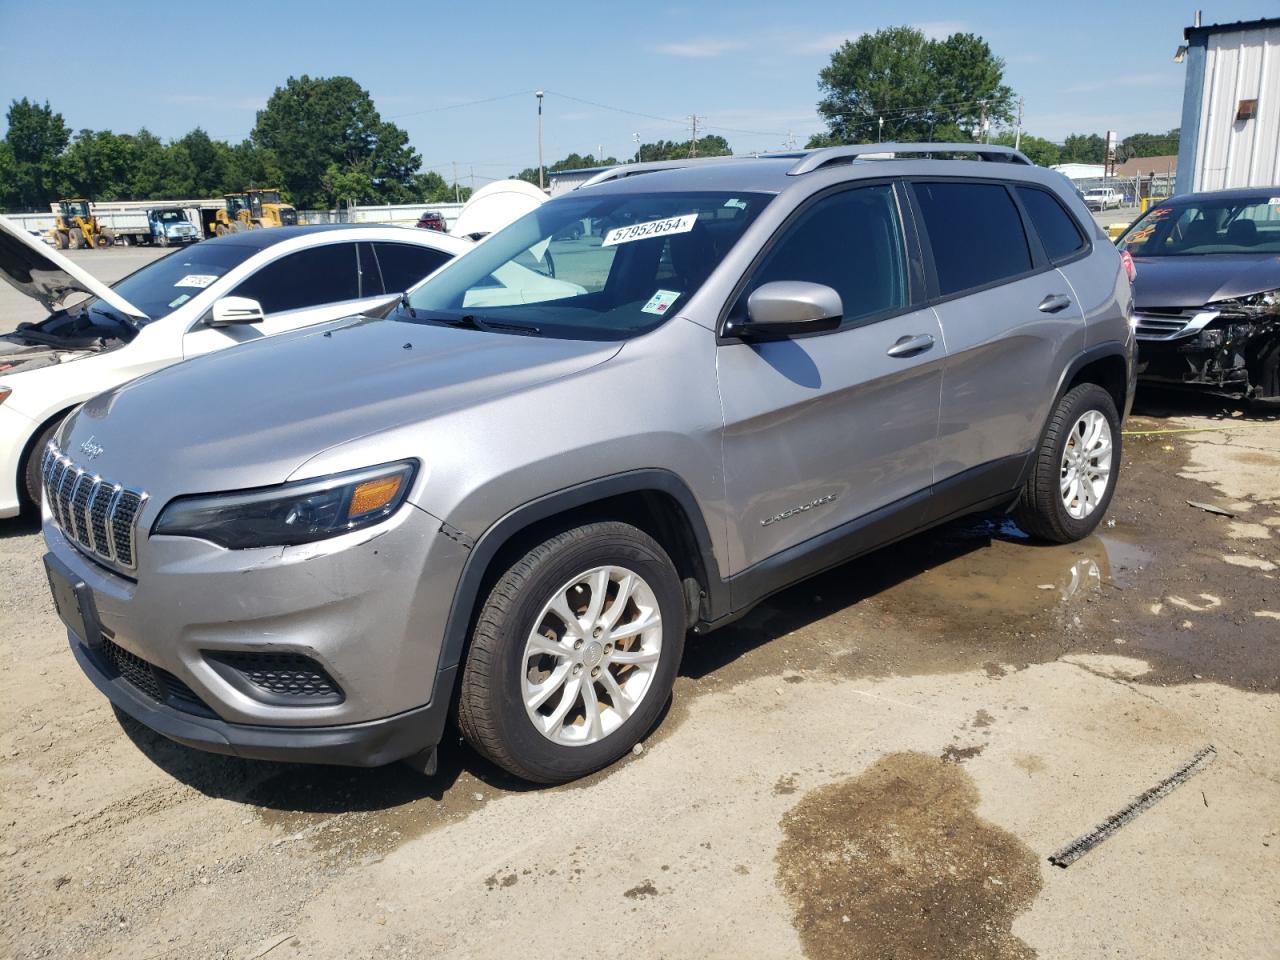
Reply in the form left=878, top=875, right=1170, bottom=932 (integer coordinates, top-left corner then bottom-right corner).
left=48, top=199, right=113, bottom=250
left=212, top=189, right=298, bottom=236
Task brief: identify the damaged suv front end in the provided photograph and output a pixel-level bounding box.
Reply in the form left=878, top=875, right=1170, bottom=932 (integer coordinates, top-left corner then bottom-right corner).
left=1119, top=189, right=1280, bottom=405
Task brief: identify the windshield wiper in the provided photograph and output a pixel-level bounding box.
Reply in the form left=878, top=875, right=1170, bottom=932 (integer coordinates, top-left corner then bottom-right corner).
left=423, top=312, right=541, bottom=336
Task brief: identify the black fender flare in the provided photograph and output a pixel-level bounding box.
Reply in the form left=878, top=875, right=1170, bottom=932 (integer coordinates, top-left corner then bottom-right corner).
left=435, top=469, right=725, bottom=677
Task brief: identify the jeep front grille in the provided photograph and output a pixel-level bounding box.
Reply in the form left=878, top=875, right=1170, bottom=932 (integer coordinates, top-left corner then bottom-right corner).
left=41, top=443, right=146, bottom=570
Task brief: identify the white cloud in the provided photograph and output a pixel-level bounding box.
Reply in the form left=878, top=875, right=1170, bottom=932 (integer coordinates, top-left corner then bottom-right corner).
left=651, top=38, right=747, bottom=57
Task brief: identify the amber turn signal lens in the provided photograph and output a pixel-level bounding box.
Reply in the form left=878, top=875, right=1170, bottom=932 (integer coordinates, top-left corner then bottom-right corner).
left=348, top=475, right=404, bottom=518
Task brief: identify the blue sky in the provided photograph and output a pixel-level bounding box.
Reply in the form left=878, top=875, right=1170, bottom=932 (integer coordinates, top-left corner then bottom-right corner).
left=1, top=0, right=1275, bottom=183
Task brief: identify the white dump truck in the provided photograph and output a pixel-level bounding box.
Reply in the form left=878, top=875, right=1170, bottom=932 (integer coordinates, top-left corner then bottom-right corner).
left=96, top=207, right=201, bottom=246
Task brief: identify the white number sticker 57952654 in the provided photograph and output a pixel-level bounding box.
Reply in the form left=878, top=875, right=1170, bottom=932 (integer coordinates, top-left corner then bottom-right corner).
left=602, top=213, right=698, bottom=247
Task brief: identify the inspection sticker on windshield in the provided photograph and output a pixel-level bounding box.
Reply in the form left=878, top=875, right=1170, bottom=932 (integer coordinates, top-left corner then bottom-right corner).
left=175, top=274, right=217, bottom=289
left=641, top=289, right=682, bottom=316
left=168, top=293, right=191, bottom=309
left=603, top=213, right=698, bottom=247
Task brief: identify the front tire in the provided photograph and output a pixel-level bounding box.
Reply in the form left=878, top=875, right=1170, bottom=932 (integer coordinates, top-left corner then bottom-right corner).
left=458, top=522, right=686, bottom=784
left=21, top=418, right=63, bottom=513
left=1013, top=383, right=1121, bottom=543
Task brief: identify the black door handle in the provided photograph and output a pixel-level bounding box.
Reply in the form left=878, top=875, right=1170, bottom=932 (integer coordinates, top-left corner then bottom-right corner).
left=1039, top=294, right=1072, bottom=314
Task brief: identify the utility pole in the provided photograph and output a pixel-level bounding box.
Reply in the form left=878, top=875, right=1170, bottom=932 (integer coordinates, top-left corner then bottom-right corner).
left=452, top=161, right=459, bottom=203
left=688, top=114, right=700, bottom=158
left=536, top=90, right=545, bottom=191
left=979, top=100, right=989, bottom=144
left=633, top=132, right=640, bottom=163
left=877, top=116, right=883, bottom=143
left=1014, top=96, right=1024, bottom=151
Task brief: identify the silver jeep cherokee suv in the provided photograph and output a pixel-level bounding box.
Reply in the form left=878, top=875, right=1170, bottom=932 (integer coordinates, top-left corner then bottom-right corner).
left=42, top=144, right=1134, bottom=783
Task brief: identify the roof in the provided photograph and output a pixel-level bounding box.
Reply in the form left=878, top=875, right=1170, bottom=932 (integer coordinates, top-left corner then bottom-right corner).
left=1185, top=16, right=1280, bottom=40
left=1112, top=154, right=1179, bottom=177
left=1150, top=185, right=1280, bottom=204
left=198, top=223, right=408, bottom=250
left=574, top=143, right=1040, bottom=197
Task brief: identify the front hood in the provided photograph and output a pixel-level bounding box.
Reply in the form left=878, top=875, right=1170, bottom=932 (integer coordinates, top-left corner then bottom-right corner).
left=60, top=315, right=621, bottom=498
left=1132, top=254, right=1280, bottom=309
left=0, top=215, right=147, bottom=318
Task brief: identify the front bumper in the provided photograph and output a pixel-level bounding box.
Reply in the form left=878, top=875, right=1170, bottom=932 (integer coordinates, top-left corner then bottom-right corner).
left=44, top=497, right=472, bottom=766
left=0, top=403, right=37, bottom=519
left=69, top=626, right=455, bottom=766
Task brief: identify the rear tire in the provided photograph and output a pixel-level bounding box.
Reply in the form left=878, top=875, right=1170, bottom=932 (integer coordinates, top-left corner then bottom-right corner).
left=68, top=232, right=82, bottom=249
left=1013, top=383, right=1121, bottom=543
left=458, top=522, right=686, bottom=784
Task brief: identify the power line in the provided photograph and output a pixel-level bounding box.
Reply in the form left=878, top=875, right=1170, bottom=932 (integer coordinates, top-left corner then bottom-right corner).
left=385, top=90, right=533, bottom=120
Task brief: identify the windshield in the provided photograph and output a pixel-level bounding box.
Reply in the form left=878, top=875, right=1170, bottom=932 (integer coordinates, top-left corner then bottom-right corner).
left=156, top=210, right=185, bottom=223
left=107, top=244, right=257, bottom=321
left=1118, top=195, right=1280, bottom=256
left=405, top=190, right=771, bottom=340
left=256, top=191, right=281, bottom=204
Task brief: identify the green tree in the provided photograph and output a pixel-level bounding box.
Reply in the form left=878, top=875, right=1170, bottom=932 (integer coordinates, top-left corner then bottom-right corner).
left=252, top=75, right=421, bottom=208
left=176, top=128, right=228, bottom=196
left=991, top=131, right=1060, bottom=167
left=4, top=98, right=70, bottom=209
left=0, top=141, right=18, bottom=209
left=814, top=26, right=1013, bottom=143
left=322, top=160, right=376, bottom=205
left=59, top=129, right=137, bottom=201
left=514, top=151, right=621, bottom=185
left=1060, top=133, right=1106, bottom=164
left=413, top=170, right=470, bottom=202
left=636, top=135, right=731, bottom=162
left=1120, top=129, right=1179, bottom=159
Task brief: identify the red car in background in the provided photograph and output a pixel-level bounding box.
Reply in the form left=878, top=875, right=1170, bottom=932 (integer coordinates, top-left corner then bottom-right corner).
left=415, top=210, right=447, bottom=232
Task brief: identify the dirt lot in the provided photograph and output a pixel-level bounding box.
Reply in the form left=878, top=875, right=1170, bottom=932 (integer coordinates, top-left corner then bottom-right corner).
left=2, top=249, right=1278, bottom=960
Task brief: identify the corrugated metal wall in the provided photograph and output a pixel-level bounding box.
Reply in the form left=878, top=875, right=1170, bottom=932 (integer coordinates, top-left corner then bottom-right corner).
left=1192, top=22, right=1280, bottom=191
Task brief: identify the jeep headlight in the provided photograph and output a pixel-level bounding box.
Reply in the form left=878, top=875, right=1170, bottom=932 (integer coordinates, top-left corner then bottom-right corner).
left=153, top=461, right=416, bottom=548
left=1208, top=288, right=1279, bottom=318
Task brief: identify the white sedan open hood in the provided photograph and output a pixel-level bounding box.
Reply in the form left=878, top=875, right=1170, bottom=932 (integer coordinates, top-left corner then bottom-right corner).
left=0, top=215, right=148, bottom=319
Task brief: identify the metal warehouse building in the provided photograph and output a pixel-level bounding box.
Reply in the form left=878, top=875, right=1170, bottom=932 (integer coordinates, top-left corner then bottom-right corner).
left=1176, top=15, right=1280, bottom=193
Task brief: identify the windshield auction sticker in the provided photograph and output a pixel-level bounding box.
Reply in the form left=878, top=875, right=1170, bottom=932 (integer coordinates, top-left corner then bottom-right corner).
left=641, top=289, right=682, bottom=315
left=175, top=274, right=218, bottom=289
left=603, top=213, right=698, bottom=247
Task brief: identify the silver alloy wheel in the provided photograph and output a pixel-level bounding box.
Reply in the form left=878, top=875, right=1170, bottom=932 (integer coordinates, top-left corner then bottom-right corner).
left=522, top=565, right=663, bottom=747
left=1060, top=409, right=1113, bottom=520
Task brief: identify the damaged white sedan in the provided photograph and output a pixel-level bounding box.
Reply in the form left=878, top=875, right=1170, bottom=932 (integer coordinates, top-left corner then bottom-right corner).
left=0, top=219, right=468, bottom=517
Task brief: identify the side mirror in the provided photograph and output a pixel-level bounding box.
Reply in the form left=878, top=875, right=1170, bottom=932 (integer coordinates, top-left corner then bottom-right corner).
left=731, top=281, right=843, bottom=339
left=207, top=296, right=266, bottom=327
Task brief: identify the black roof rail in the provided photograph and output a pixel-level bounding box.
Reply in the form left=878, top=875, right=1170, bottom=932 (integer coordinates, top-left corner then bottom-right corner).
left=787, top=142, right=1033, bottom=175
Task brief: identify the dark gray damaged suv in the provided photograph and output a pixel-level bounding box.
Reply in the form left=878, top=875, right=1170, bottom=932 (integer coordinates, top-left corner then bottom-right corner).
left=42, top=144, right=1135, bottom=783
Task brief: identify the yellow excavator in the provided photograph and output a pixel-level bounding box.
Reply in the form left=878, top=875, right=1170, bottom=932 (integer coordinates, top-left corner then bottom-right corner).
left=212, top=189, right=298, bottom=236
left=48, top=199, right=113, bottom=250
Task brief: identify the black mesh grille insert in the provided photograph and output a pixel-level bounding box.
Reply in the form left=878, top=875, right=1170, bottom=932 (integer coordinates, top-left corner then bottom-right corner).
left=209, top=652, right=343, bottom=704
left=98, top=636, right=216, bottom=716
left=111, top=491, right=143, bottom=566
left=101, top=636, right=163, bottom=701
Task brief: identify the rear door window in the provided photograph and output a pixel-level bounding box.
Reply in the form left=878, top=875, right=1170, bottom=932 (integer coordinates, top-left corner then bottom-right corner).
left=736, top=184, right=908, bottom=327
left=232, top=243, right=360, bottom=314
left=372, top=242, right=454, bottom=293
left=1016, top=186, right=1087, bottom=262
left=913, top=181, right=1033, bottom=296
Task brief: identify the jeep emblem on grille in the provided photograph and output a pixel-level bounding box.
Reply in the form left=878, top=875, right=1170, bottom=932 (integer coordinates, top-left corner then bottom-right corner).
left=79, top=436, right=104, bottom=461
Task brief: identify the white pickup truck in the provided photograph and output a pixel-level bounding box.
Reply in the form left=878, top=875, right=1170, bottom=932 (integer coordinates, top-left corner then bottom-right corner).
left=1082, top=188, right=1123, bottom=211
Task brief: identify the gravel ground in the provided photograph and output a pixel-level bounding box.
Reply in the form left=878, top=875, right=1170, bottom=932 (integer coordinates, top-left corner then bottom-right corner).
left=1, top=239, right=1278, bottom=960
